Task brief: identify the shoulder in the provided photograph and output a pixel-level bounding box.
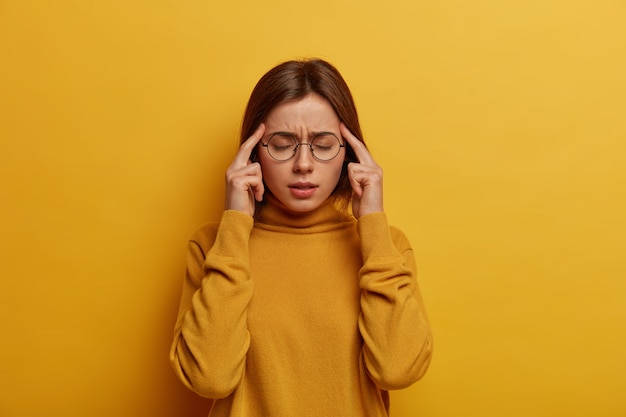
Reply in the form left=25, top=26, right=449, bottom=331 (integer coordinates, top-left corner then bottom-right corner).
left=389, top=224, right=413, bottom=252
left=188, top=210, right=255, bottom=253
left=188, top=221, right=221, bottom=253
left=358, top=212, right=412, bottom=247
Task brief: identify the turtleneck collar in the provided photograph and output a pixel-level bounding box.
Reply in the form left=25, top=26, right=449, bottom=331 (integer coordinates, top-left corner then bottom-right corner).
left=254, top=194, right=354, bottom=233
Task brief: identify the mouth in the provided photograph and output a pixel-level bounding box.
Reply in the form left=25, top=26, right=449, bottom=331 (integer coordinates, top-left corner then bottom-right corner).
left=288, top=182, right=318, bottom=198
left=288, top=182, right=318, bottom=190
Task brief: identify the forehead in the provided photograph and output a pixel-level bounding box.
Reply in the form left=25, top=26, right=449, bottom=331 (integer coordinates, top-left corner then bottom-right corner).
left=264, top=93, right=340, bottom=130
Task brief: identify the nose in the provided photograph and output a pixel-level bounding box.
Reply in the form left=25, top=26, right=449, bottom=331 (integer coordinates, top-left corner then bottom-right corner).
left=292, top=143, right=314, bottom=172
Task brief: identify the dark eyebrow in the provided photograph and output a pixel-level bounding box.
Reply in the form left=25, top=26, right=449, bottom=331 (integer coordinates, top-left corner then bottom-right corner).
left=311, top=131, right=339, bottom=138
left=267, top=131, right=297, bottom=138
left=266, top=131, right=340, bottom=141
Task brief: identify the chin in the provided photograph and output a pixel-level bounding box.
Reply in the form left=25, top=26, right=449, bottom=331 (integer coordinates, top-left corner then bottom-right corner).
left=282, top=199, right=325, bottom=213
left=274, top=193, right=331, bottom=214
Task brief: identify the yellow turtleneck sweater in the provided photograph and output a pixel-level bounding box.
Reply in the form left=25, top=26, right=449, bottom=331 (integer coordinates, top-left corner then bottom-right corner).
left=170, top=197, right=432, bottom=417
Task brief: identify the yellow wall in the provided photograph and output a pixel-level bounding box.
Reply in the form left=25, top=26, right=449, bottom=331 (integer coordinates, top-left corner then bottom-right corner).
left=1, top=1, right=624, bottom=416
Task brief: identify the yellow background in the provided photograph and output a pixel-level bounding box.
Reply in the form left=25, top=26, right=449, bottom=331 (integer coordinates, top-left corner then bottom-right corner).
left=1, top=0, right=624, bottom=416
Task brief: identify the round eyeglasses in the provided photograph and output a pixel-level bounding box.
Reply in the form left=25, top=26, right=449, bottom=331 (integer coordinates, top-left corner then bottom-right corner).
left=261, top=132, right=345, bottom=162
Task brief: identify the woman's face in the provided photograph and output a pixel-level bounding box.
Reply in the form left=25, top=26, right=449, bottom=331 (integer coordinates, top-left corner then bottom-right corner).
left=258, top=93, right=346, bottom=214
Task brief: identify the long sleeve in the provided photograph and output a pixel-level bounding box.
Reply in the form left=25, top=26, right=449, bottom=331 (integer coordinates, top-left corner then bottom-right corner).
left=357, top=212, right=433, bottom=390
left=169, top=210, right=254, bottom=399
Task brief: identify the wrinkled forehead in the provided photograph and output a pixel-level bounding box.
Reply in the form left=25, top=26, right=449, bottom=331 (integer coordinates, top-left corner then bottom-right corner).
left=264, top=93, right=340, bottom=135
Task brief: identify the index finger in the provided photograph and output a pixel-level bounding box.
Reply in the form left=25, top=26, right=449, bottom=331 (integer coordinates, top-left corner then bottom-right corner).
left=234, top=123, right=266, bottom=166
left=340, top=123, right=375, bottom=165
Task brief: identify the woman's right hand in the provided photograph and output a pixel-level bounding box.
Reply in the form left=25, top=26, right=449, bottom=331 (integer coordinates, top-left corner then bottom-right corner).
left=224, top=124, right=266, bottom=217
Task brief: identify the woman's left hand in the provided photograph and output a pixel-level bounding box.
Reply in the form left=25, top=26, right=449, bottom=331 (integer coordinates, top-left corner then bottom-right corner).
left=340, top=123, right=384, bottom=219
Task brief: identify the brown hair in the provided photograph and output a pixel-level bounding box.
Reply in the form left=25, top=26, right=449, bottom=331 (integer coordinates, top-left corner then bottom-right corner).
left=240, top=58, right=366, bottom=208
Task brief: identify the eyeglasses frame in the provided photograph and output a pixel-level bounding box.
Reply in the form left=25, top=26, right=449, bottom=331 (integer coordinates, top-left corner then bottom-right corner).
left=261, top=132, right=346, bottom=162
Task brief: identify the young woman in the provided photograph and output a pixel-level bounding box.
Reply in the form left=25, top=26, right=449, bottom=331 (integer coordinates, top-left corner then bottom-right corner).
left=170, top=58, right=433, bottom=417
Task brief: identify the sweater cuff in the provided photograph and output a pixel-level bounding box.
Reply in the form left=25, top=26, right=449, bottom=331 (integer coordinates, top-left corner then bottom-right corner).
left=210, top=210, right=254, bottom=257
left=357, top=212, right=398, bottom=260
